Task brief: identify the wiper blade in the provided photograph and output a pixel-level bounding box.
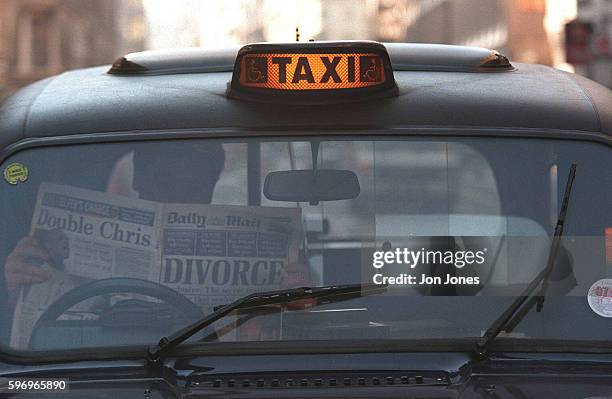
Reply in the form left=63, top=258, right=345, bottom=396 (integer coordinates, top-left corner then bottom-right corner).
left=474, top=163, right=576, bottom=358
left=146, top=282, right=387, bottom=366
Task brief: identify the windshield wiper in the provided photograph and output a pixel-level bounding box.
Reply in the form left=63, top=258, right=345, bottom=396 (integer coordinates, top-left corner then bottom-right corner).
left=474, top=163, right=576, bottom=358
left=146, top=283, right=387, bottom=366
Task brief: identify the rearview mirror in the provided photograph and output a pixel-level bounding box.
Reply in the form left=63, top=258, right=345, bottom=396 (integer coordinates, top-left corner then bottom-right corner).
left=264, top=169, right=360, bottom=203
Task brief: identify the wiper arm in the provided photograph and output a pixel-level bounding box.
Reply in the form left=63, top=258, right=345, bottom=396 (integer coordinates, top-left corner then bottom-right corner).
left=146, top=282, right=387, bottom=366
left=474, top=163, right=576, bottom=358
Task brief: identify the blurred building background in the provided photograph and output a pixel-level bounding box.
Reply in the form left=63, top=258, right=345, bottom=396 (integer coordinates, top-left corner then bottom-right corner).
left=1, top=0, right=610, bottom=101
left=570, top=0, right=612, bottom=87
left=0, top=0, right=146, bottom=100
left=377, top=0, right=571, bottom=68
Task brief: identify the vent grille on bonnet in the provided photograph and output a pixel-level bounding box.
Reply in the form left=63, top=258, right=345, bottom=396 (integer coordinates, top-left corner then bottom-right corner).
left=189, top=372, right=449, bottom=389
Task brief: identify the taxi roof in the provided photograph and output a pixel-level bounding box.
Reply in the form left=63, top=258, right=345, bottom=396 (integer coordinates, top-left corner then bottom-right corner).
left=1, top=43, right=611, bottom=151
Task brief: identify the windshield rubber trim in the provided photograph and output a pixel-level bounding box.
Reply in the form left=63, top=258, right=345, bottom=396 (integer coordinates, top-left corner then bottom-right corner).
left=1, top=126, right=612, bottom=165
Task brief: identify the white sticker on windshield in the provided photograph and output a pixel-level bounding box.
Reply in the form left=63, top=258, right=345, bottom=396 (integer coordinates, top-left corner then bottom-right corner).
left=587, top=279, right=612, bottom=318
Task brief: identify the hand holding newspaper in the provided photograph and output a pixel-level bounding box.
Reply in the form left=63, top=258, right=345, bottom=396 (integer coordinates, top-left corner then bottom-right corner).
left=11, top=183, right=302, bottom=348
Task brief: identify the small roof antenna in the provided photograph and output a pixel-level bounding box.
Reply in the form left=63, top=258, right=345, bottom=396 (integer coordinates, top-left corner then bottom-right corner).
left=296, top=27, right=300, bottom=42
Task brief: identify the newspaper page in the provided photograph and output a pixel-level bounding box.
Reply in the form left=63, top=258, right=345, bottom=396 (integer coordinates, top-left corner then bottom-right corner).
left=158, top=203, right=302, bottom=313
left=11, top=183, right=161, bottom=348
left=11, top=183, right=302, bottom=348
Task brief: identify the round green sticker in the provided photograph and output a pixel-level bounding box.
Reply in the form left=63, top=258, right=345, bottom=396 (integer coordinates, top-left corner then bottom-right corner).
left=3, top=162, right=29, bottom=185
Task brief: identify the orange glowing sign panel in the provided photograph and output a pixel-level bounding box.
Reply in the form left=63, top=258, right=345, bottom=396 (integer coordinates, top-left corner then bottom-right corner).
left=239, top=53, right=386, bottom=90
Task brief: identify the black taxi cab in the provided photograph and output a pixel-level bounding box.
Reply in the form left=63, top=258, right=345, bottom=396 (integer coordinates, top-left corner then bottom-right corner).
left=0, top=41, right=611, bottom=398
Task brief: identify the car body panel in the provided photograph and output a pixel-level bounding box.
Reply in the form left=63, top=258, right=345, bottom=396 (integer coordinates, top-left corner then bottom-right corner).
left=0, top=42, right=611, bottom=395
left=1, top=352, right=612, bottom=398
left=1, top=44, right=611, bottom=150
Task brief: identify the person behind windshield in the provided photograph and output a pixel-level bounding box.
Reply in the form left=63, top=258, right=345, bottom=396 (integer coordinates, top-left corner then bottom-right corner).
left=4, top=142, right=226, bottom=306
left=4, top=141, right=312, bottom=341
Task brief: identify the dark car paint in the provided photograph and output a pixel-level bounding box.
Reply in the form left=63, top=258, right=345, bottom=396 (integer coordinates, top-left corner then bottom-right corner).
left=1, top=60, right=612, bottom=149
left=2, top=353, right=612, bottom=398
left=106, top=42, right=512, bottom=76
left=1, top=43, right=611, bottom=396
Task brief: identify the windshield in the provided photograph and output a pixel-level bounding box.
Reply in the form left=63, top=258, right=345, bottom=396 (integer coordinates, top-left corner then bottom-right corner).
left=1, top=135, right=610, bottom=352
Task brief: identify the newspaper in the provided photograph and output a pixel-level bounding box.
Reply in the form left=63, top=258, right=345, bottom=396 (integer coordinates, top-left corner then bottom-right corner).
left=159, top=203, right=301, bottom=309
left=11, top=183, right=302, bottom=348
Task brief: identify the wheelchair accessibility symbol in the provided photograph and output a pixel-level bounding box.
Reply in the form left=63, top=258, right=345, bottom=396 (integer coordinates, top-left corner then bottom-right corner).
left=360, top=56, right=382, bottom=82
left=244, top=57, right=268, bottom=83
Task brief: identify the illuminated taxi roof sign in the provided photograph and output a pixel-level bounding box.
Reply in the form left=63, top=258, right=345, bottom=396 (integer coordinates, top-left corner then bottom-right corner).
left=228, top=41, right=398, bottom=102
